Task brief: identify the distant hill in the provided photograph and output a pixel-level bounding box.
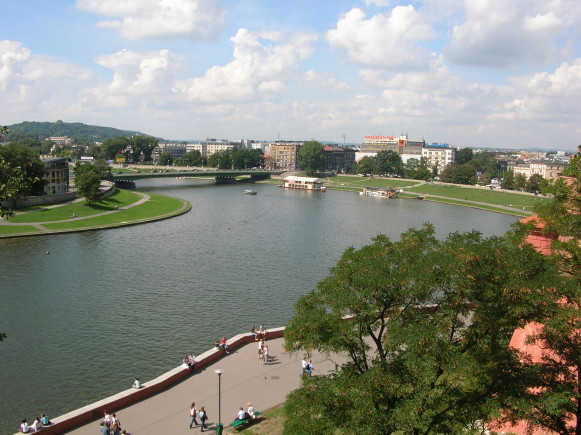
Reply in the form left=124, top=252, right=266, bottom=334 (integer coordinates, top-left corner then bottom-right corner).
left=7, top=121, right=150, bottom=143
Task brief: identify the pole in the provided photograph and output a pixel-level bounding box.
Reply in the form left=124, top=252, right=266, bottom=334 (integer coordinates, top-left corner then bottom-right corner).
left=214, top=369, right=224, bottom=434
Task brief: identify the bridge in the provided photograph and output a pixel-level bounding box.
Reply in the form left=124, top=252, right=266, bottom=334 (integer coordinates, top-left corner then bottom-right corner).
left=111, top=169, right=283, bottom=189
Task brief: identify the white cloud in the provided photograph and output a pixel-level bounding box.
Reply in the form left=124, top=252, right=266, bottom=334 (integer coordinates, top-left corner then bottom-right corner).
left=364, top=0, right=391, bottom=6
left=76, top=0, right=227, bottom=41
left=303, top=70, right=350, bottom=92
left=444, top=0, right=580, bottom=68
left=0, top=40, right=97, bottom=122
left=325, top=6, right=437, bottom=71
left=174, top=28, right=317, bottom=103
left=95, top=49, right=183, bottom=97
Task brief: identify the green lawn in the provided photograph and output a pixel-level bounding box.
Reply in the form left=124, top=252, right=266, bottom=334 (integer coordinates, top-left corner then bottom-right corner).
left=0, top=225, right=42, bottom=235
left=9, top=189, right=143, bottom=223
left=43, top=193, right=187, bottom=230
left=406, top=184, right=547, bottom=208
left=324, top=175, right=420, bottom=189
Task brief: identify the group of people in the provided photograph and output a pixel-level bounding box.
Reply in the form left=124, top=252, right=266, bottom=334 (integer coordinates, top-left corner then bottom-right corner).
left=100, top=410, right=127, bottom=435
left=250, top=324, right=267, bottom=341
left=19, top=414, right=50, bottom=433
left=182, top=353, right=197, bottom=369
left=235, top=402, right=257, bottom=421
left=188, top=402, right=209, bottom=431
left=214, top=337, right=230, bottom=354
left=257, top=338, right=270, bottom=364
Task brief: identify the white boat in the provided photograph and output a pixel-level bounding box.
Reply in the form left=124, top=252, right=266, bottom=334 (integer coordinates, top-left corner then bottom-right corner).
left=360, top=186, right=397, bottom=198
left=244, top=190, right=257, bottom=195
left=283, top=176, right=325, bottom=191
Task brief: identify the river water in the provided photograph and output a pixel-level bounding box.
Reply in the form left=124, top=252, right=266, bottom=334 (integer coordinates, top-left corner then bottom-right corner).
left=0, top=179, right=519, bottom=433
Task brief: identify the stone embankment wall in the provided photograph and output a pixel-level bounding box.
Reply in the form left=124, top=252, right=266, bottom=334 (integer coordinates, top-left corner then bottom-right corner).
left=27, top=328, right=285, bottom=435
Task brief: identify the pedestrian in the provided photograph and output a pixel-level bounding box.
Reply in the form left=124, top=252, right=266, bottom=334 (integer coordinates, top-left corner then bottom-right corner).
left=258, top=339, right=263, bottom=360
left=301, top=357, right=308, bottom=376
left=99, top=422, right=109, bottom=435
left=262, top=344, right=269, bottom=364
left=305, top=359, right=314, bottom=377
left=189, top=402, right=198, bottom=428
left=198, top=406, right=208, bottom=432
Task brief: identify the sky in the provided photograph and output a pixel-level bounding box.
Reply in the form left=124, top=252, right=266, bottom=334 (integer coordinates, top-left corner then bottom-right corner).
left=0, top=0, right=580, bottom=151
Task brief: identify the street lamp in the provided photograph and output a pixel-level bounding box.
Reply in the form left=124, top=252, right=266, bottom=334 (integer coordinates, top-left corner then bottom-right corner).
left=214, top=369, right=224, bottom=434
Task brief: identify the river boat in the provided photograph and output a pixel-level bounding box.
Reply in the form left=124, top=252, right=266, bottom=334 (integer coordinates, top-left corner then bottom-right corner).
left=283, top=176, right=325, bottom=191
left=244, top=190, right=257, bottom=195
left=360, top=186, right=397, bottom=198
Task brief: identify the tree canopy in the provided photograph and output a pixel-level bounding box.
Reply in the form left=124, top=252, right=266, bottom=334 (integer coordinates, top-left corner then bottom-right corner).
left=297, top=141, right=326, bottom=176
left=0, top=144, right=45, bottom=216
left=283, top=224, right=571, bottom=435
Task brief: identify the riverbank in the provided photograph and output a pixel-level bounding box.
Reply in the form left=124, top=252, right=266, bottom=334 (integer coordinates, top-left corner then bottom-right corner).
left=18, top=330, right=342, bottom=435
left=260, top=174, right=542, bottom=217
left=0, top=189, right=191, bottom=238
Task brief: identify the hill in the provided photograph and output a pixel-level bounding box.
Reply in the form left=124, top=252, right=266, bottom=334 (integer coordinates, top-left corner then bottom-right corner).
left=6, top=120, right=150, bottom=143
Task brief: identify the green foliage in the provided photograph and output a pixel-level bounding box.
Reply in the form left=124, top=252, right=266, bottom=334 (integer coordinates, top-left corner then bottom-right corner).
left=501, top=170, right=515, bottom=190
left=158, top=152, right=173, bottom=166
left=174, top=150, right=202, bottom=167
left=0, top=144, right=45, bottom=216
left=6, top=121, right=143, bottom=143
left=298, top=141, right=326, bottom=176
left=374, top=150, right=404, bottom=177
left=404, top=157, right=432, bottom=180
left=456, top=148, right=474, bottom=165
left=75, top=171, right=102, bottom=205
left=283, top=225, right=567, bottom=434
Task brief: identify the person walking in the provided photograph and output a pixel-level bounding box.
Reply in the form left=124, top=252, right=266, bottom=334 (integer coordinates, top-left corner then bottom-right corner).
left=189, top=402, right=198, bottom=428
left=198, top=406, right=208, bottom=432
left=262, top=344, right=269, bottom=364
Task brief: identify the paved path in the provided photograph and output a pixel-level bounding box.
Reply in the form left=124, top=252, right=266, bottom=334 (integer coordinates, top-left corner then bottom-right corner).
left=63, top=338, right=344, bottom=434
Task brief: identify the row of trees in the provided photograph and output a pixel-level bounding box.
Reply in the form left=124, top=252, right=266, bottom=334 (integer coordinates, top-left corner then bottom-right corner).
left=205, top=148, right=264, bottom=170
left=282, top=150, right=580, bottom=434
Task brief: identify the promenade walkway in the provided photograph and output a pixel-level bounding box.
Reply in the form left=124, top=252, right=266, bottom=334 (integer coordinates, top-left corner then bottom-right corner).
left=62, top=337, right=344, bottom=435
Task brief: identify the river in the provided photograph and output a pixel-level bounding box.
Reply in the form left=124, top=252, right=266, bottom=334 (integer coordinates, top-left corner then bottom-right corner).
left=0, top=179, right=519, bottom=433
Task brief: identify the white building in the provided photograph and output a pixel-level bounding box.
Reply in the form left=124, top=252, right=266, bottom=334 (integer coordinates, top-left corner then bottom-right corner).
left=421, top=146, right=456, bottom=172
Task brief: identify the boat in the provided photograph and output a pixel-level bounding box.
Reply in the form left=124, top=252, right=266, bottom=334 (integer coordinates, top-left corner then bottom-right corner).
left=244, top=190, right=257, bottom=195
left=360, top=186, right=398, bottom=198
left=283, top=176, right=325, bottom=191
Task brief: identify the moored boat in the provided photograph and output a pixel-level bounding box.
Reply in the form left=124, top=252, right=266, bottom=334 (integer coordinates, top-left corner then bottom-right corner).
left=244, top=190, right=257, bottom=195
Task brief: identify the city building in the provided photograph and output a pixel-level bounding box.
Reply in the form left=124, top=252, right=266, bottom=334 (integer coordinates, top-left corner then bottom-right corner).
left=360, top=134, right=425, bottom=154
left=510, top=160, right=569, bottom=181
left=49, top=136, right=72, bottom=145
left=265, top=141, right=302, bottom=170
left=152, top=142, right=187, bottom=163
left=421, top=144, right=456, bottom=172
left=43, top=157, right=70, bottom=194
left=322, top=145, right=356, bottom=172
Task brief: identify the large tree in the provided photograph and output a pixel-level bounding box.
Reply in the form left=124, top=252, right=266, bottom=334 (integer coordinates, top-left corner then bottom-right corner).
left=74, top=171, right=102, bottom=205
left=504, top=147, right=581, bottom=435
left=374, top=150, right=404, bottom=177
left=0, top=144, right=45, bottom=216
left=297, top=141, right=325, bottom=176
left=283, top=225, right=567, bottom=435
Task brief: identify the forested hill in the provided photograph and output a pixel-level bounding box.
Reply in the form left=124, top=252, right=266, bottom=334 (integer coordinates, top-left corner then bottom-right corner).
left=7, top=121, right=150, bottom=142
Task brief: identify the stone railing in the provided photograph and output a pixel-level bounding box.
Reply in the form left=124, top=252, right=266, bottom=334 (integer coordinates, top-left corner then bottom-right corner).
left=23, top=328, right=284, bottom=435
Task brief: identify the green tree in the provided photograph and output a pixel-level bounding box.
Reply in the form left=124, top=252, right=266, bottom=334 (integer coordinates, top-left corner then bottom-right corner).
left=514, top=173, right=527, bottom=191
left=74, top=171, right=102, bottom=205
left=470, top=152, right=500, bottom=177
left=0, top=156, right=28, bottom=217
left=174, top=150, right=202, bottom=167
left=0, top=144, right=45, bottom=196
left=525, top=173, right=544, bottom=193
left=374, top=150, right=404, bottom=177
left=451, top=163, right=477, bottom=184
left=501, top=170, right=515, bottom=190
left=508, top=148, right=581, bottom=435
left=404, top=157, right=431, bottom=180
left=297, top=141, right=325, bottom=176
left=456, top=148, right=473, bottom=165
left=158, top=152, right=173, bottom=166
left=129, top=135, right=158, bottom=163
left=355, top=156, right=375, bottom=175
left=208, top=149, right=233, bottom=169
left=283, top=225, right=566, bottom=435
left=100, top=136, right=131, bottom=161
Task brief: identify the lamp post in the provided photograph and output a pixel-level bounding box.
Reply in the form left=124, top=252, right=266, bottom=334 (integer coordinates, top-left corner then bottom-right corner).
left=214, top=369, right=224, bottom=434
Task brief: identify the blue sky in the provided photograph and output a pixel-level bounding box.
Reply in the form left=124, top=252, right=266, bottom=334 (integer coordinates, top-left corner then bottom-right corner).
left=1, top=0, right=580, bottom=150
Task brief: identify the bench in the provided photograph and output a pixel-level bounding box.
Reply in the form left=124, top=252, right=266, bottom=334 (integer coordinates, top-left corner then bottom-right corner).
left=230, top=411, right=262, bottom=430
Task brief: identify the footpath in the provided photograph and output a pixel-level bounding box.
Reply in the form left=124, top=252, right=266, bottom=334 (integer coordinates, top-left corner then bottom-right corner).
left=55, top=335, right=343, bottom=435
